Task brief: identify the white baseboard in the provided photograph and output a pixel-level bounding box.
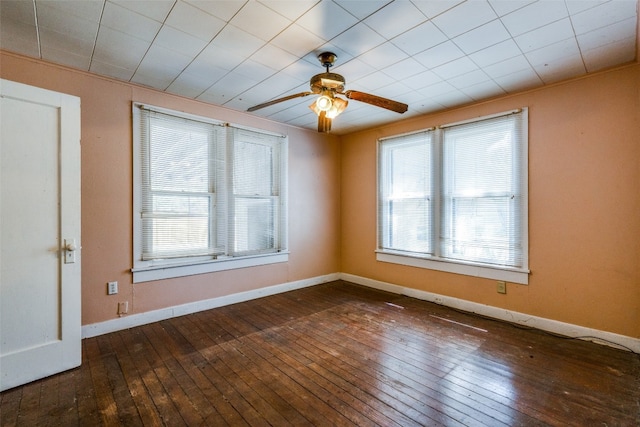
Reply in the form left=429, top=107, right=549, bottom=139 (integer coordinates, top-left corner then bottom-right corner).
left=340, top=273, right=640, bottom=354
left=82, top=271, right=639, bottom=354
left=82, top=273, right=340, bottom=339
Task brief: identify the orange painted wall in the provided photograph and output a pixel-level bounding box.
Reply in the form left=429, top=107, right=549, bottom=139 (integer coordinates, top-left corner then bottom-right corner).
left=340, top=63, right=640, bottom=339
left=1, top=52, right=341, bottom=325
left=2, top=51, right=638, bottom=340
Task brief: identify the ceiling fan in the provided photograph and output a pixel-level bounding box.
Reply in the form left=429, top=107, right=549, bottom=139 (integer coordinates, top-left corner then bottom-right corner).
left=247, top=52, right=409, bottom=132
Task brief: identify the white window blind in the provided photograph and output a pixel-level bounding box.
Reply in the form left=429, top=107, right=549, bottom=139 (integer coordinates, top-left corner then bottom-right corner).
left=230, top=127, right=285, bottom=256
left=133, top=104, right=288, bottom=281
left=441, top=114, right=524, bottom=267
left=377, top=109, right=528, bottom=282
left=379, top=131, right=433, bottom=255
left=140, top=109, right=224, bottom=260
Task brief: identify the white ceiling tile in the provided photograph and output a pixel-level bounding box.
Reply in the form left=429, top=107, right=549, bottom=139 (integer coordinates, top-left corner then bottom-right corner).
left=2, top=0, right=637, bottom=134
left=250, top=44, right=299, bottom=70
left=279, top=59, right=321, bottom=81
left=233, top=59, right=278, bottom=82
left=373, top=81, right=412, bottom=100
left=332, top=57, right=376, bottom=82
left=429, top=89, right=474, bottom=108
left=357, top=42, right=409, bottom=70
left=136, top=44, right=193, bottom=77
left=41, top=45, right=91, bottom=69
left=483, top=55, right=532, bottom=78
left=571, top=0, right=638, bottom=35
left=110, top=0, right=174, bottom=22
left=36, top=4, right=100, bottom=41
left=259, top=0, right=318, bottom=20
left=488, top=0, right=536, bottom=17
left=514, top=18, right=575, bottom=53
left=166, top=72, right=213, bottom=98
left=533, top=54, right=586, bottom=83
left=525, top=38, right=582, bottom=67
left=154, top=25, right=208, bottom=57
left=565, top=0, right=609, bottom=15
left=270, top=23, right=326, bottom=57
left=413, top=41, right=465, bottom=69
left=448, top=69, right=491, bottom=89
left=493, top=67, right=542, bottom=92
left=201, top=72, right=259, bottom=103
left=39, top=27, right=95, bottom=57
left=302, top=44, right=354, bottom=67
left=432, top=56, right=479, bottom=79
left=93, top=26, right=150, bottom=70
left=89, top=59, right=135, bottom=81
left=0, top=19, right=39, bottom=57
left=131, top=70, right=176, bottom=90
left=382, top=57, right=427, bottom=80
left=186, top=0, right=248, bottom=21
left=329, top=23, right=385, bottom=56
left=582, top=35, right=636, bottom=71
left=1, top=0, right=36, bottom=24
left=333, top=0, right=392, bottom=19
left=576, top=17, right=637, bottom=51
left=352, top=70, right=395, bottom=91
left=39, top=0, right=104, bottom=22
left=196, top=43, right=246, bottom=71
left=402, top=70, right=443, bottom=90
left=101, top=2, right=161, bottom=42
left=431, top=1, right=498, bottom=38
left=453, top=19, right=511, bottom=54
left=209, top=24, right=264, bottom=57
left=468, top=39, right=521, bottom=67
left=231, top=1, right=292, bottom=41
left=391, top=21, right=448, bottom=56
left=418, top=80, right=456, bottom=97
left=364, top=1, right=427, bottom=39
left=296, top=1, right=359, bottom=40
left=500, top=0, right=569, bottom=36
left=460, top=79, right=506, bottom=100
left=411, top=0, right=465, bottom=19
left=182, top=57, right=229, bottom=82
left=166, top=1, right=226, bottom=41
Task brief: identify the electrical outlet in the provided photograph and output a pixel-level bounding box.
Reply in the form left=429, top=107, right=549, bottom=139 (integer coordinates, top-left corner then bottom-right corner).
left=497, top=281, right=507, bottom=294
left=107, top=281, right=118, bottom=295
left=118, top=301, right=128, bottom=316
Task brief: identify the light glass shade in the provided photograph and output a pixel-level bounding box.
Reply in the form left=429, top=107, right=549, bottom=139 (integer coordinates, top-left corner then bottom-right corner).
left=316, top=94, right=332, bottom=111
left=326, top=98, right=348, bottom=119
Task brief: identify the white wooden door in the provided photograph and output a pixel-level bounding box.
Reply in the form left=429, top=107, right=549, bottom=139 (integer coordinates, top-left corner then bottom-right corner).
left=0, top=79, right=81, bottom=392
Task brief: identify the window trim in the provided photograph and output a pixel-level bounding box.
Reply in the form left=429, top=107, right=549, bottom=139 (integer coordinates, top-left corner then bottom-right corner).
left=376, top=108, right=529, bottom=285
left=132, top=103, right=288, bottom=283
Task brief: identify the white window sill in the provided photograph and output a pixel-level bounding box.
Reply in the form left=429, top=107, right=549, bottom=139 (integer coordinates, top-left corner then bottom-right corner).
left=132, top=252, right=289, bottom=283
left=376, top=251, right=529, bottom=285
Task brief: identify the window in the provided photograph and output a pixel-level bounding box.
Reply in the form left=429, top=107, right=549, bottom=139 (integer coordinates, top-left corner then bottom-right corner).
left=378, top=109, right=529, bottom=284
left=133, top=104, right=287, bottom=282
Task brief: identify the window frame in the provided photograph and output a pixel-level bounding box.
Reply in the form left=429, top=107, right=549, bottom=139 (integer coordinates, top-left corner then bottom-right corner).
left=132, top=103, right=288, bottom=283
left=376, top=108, right=529, bottom=285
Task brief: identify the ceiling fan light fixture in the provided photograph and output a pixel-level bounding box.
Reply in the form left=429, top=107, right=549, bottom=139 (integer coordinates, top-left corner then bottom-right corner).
left=326, top=97, right=348, bottom=119
left=315, top=94, right=333, bottom=111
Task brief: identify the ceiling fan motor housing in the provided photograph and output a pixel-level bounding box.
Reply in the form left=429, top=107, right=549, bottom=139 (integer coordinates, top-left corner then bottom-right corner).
left=310, top=73, right=345, bottom=93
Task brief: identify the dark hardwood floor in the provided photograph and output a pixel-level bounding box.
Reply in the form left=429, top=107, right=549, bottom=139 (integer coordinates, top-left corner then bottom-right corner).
left=2, top=280, right=639, bottom=426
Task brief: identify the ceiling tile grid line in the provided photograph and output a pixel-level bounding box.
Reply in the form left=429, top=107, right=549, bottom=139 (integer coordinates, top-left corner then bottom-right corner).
left=0, top=0, right=636, bottom=134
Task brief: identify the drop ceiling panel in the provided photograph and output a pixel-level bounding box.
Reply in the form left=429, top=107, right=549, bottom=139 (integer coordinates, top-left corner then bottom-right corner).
left=0, top=0, right=636, bottom=135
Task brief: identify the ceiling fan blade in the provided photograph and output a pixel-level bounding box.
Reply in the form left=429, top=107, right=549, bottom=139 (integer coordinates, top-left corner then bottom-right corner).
left=343, top=90, right=408, bottom=114
left=247, top=92, right=313, bottom=112
left=318, top=111, right=332, bottom=133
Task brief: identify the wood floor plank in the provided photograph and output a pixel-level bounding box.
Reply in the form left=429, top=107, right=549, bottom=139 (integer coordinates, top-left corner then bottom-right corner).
left=2, top=280, right=638, bottom=426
